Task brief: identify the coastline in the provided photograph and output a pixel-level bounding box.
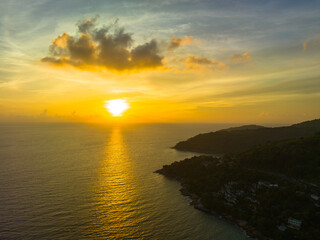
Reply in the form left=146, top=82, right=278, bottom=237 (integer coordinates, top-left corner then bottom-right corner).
left=155, top=134, right=320, bottom=240
left=156, top=172, right=270, bottom=240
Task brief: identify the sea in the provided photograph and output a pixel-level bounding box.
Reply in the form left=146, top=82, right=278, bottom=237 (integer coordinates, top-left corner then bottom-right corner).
left=0, top=122, right=251, bottom=240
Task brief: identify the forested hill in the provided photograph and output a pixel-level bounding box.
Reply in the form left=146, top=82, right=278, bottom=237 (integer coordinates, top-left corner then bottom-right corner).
left=238, top=133, right=320, bottom=184
left=217, top=124, right=266, bottom=132
left=174, top=119, right=320, bottom=154
left=157, top=133, right=320, bottom=239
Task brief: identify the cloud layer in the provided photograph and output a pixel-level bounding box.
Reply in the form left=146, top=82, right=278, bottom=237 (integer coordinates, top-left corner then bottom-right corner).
left=42, top=17, right=235, bottom=74
left=168, top=36, right=195, bottom=50
left=182, top=55, right=227, bottom=71
left=42, top=17, right=163, bottom=72
left=231, top=52, right=251, bottom=62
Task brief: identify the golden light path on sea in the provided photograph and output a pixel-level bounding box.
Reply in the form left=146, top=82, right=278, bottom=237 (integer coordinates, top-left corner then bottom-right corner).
left=91, top=127, right=143, bottom=238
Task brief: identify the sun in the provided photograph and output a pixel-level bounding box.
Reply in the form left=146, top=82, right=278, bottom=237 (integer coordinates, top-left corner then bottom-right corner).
left=105, top=99, right=130, bottom=117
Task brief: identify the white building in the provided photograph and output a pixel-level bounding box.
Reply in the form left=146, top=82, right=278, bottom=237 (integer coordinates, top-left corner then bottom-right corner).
left=288, top=218, right=302, bottom=230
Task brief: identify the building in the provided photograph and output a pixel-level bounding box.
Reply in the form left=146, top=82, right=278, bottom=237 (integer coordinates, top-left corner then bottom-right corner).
left=287, top=218, right=302, bottom=230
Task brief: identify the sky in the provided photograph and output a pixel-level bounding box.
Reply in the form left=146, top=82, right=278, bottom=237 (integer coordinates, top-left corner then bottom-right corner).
left=0, top=0, right=320, bottom=124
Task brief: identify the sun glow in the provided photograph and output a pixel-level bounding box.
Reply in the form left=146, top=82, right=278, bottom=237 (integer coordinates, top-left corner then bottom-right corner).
left=105, top=99, right=130, bottom=117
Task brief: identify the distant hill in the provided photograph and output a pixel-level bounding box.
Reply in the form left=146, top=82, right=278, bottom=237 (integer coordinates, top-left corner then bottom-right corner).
left=174, top=119, right=320, bottom=154
left=217, top=124, right=266, bottom=132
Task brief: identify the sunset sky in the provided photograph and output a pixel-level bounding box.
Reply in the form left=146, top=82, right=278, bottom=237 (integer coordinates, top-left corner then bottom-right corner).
left=1, top=0, right=320, bottom=124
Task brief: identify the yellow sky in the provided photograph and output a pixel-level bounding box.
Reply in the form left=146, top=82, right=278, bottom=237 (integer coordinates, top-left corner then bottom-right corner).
left=1, top=1, right=320, bottom=124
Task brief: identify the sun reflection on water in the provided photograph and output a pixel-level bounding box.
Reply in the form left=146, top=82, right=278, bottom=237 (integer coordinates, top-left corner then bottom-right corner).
left=92, top=127, right=141, bottom=238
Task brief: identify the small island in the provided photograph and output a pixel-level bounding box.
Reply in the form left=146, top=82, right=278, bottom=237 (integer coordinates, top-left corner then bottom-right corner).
left=156, top=122, right=320, bottom=240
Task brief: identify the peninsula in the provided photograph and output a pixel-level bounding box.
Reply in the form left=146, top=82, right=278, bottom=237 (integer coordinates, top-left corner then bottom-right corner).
left=157, top=119, right=320, bottom=240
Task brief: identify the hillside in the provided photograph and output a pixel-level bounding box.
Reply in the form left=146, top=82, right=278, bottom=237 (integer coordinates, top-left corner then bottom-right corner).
left=157, top=134, right=320, bottom=239
left=217, top=124, right=266, bottom=132
left=174, top=119, right=320, bottom=154
left=238, top=133, right=320, bottom=184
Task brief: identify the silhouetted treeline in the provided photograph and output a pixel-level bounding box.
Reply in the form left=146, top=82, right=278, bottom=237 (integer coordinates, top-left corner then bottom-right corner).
left=238, top=133, right=320, bottom=184
left=174, top=119, right=320, bottom=154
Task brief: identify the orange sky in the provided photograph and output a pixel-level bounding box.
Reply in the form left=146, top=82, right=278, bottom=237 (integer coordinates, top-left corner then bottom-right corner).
left=0, top=1, right=319, bottom=124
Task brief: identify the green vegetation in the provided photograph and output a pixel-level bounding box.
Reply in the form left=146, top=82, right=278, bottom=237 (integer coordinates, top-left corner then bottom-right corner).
left=158, top=128, right=320, bottom=240
left=174, top=119, right=320, bottom=154
left=238, top=133, right=320, bottom=185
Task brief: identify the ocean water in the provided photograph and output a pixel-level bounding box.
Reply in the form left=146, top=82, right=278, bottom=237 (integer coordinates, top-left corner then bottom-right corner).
left=0, top=123, right=250, bottom=240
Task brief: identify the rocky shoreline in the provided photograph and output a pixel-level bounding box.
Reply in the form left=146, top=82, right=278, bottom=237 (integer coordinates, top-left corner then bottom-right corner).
left=179, top=184, right=271, bottom=240
left=156, top=172, right=270, bottom=240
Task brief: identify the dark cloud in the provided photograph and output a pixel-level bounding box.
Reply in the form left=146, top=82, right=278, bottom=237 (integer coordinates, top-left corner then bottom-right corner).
left=77, top=15, right=99, bottom=34
left=168, top=36, right=194, bottom=50
left=42, top=17, right=164, bottom=72
left=131, top=40, right=162, bottom=68
left=68, top=34, right=96, bottom=63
